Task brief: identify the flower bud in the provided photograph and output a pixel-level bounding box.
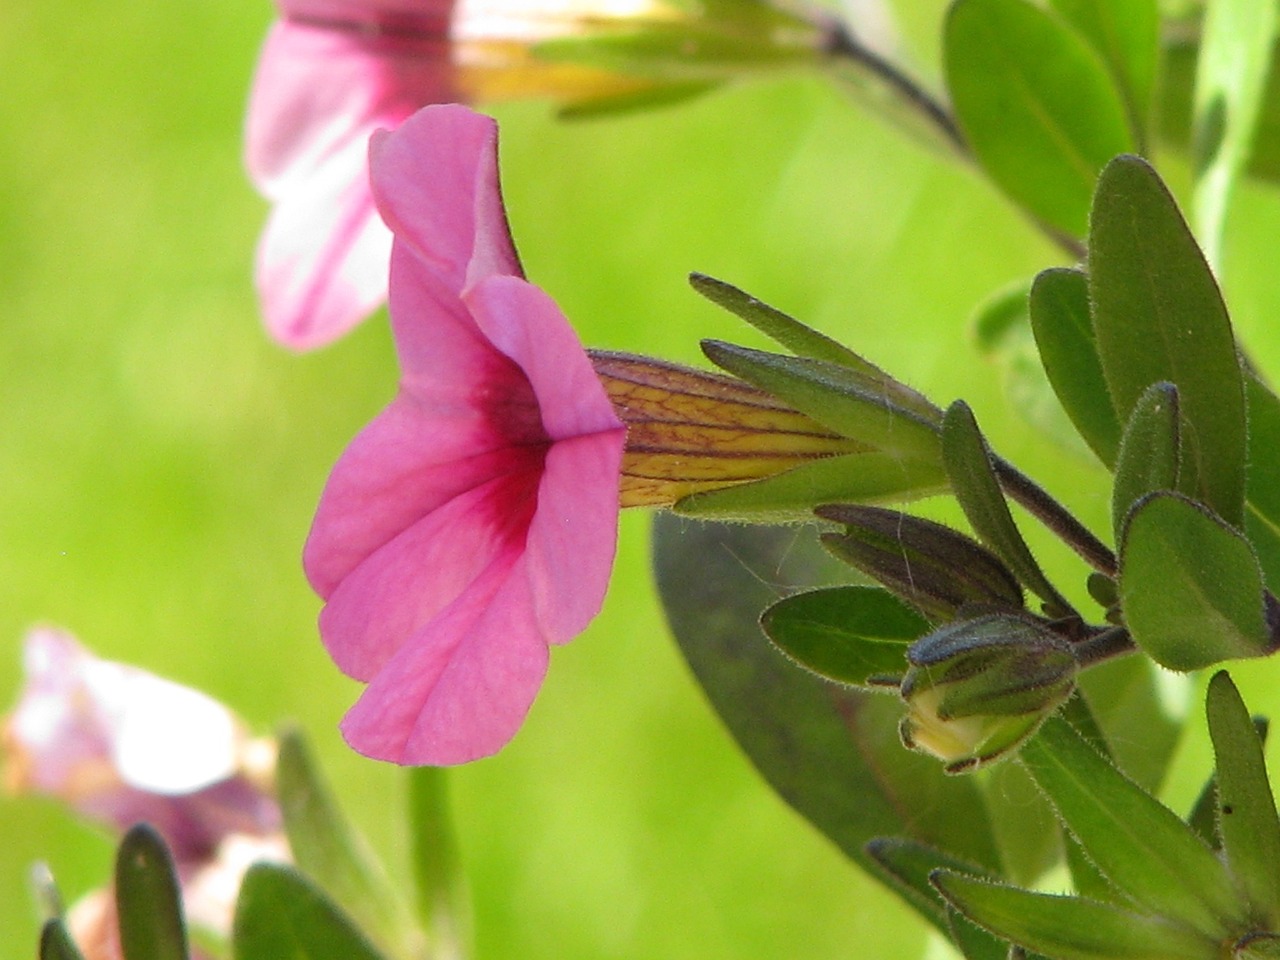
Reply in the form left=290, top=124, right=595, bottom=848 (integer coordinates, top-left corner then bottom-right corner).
left=590, top=350, right=865, bottom=507
left=898, top=615, right=1077, bottom=772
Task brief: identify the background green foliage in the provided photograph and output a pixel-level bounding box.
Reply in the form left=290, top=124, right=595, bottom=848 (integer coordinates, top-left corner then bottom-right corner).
left=6, top=0, right=1280, bottom=957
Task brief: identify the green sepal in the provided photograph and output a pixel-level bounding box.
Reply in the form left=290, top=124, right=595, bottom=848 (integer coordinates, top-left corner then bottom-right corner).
left=39, top=921, right=87, bottom=960
left=1237, top=935, right=1280, bottom=958
left=652, top=515, right=1003, bottom=879
left=1111, top=381, right=1184, bottom=541
left=232, top=863, right=387, bottom=960
left=115, top=824, right=188, bottom=960
left=944, top=0, right=1134, bottom=237
left=1245, top=377, right=1280, bottom=592
left=932, top=870, right=1217, bottom=960
left=1119, top=492, right=1274, bottom=671
left=759, top=585, right=928, bottom=687
left=1028, top=268, right=1122, bottom=468
left=816, top=504, right=1025, bottom=623
left=700, top=340, right=942, bottom=461
left=1019, top=714, right=1245, bottom=938
left=1189, top=0, right=1279, bottom=268
left=1047, top=0, right=1159, bottom=148
left=672, top=450, right=948, bottom=522
left=276, top=727, right=412, bottom=956
left=941, top=400, right=1071, bottom=616
left=1206, top=671, right=1280, bottom=926
left=558, top=81, right=720, bottom=120
left=1088, top=154, right=1248, bottom=528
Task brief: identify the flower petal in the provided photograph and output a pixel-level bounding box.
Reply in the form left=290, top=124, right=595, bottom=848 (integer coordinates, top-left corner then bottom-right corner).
left=339, top=553, right=550, bottom=765
left=369, top=104, right=521, bottom=296
left=315, top=462, right=541, bottom=681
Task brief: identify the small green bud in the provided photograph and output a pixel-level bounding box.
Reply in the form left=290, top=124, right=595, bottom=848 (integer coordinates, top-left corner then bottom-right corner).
left=899, top=615, right=1077, bottom=772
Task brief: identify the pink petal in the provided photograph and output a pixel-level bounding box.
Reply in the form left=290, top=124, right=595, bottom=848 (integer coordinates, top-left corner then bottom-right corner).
left=315, top=459, right=542, bottom=681
left=339, top=552, right=550, bottom=765
left=464, top=275, right=624, bottom=439
left=245, top=16, right=457, bottom=347
left=369, top=104, right=521, bottom=296
left=524, top=432, right=624, bottom=642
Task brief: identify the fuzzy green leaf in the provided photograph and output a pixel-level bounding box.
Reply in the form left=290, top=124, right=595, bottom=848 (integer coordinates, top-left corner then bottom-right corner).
left=115, top=825, right=187, bottom=960
left=865, top=837, right=998, bottom=936
left=944, top=0, right=1134, bottom=236
left=1206, top=671, right=1280, bottom=926
left=1019, top=714, right=1244, bottom=938
left=1088, top=154, right=1248, bottom=528
left=760, top=586, right=927, bottom=686
left=1028, top=268, right=1122, bottom=467
left=652, top=514, right=1002, bottom=902
left=233, top=863, right=387, bottom=960
left=933, top=871, right=1216, bottom=960
left=1111, top=381, right=1183, bottom=540
left=941, top=400, right=1070, bottom=616
left=1047, top=0, right=1159, bottom=147
left=1119, top=492, right=1272, bottom=671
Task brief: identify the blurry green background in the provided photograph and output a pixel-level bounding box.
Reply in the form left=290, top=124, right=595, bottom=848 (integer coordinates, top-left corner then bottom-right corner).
left=7, top=1, right=1280, bottom=958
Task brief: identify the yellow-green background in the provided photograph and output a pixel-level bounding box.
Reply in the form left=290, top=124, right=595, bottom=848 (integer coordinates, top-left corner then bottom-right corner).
left=6, top=1, right=1280, bottom=957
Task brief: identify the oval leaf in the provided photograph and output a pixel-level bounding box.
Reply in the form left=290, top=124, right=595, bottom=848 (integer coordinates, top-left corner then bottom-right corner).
left=652, top=514, right=1003, bottom=892
left=233, top=863, right=387, bottom=960
left=761, top=585, right=929, bottom=686
left=1028, top=268, right=1122, bottom=467
left=1088, top=154, right=1248, bottom=528
left=1120, top=492, right=1272, bottom=671
left=1111, top=381, right=1183, bottom=540
left=945, top=0, right=1134, bottom=236
left=115, top=824, right=187, bottom=960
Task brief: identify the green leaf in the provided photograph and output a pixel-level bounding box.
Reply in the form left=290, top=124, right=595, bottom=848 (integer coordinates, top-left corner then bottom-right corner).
left=1028, top=268, right=1122, bottom=467
left=1088, top=154, right=1248, bottom=528
left=699, top=340, right=943, bottom=462
left=1205, top=671, right=1280, bottom=926
left=672, top=449, right=948, bottom=522
left=1190, top=0, right=1279, bottom=269
left=40, top=920, right=87, bottom=960
left=947, top=905, right=1014, bottom=960
left=115, top=824, right=188, bottom=960
left=816, top=504, right=1025, bottom=623
left=1111, top=382, right=1183, bottom=540
left=1245, top=377, right=1280, bottom=592
left=406, top=767, right=468, bottom=958
left=276, top=728, right=412, bottom=956
left=1048, top=0, right=1159, bottom=147
left=1119, top=492, right=1272, bottom=670
left=760, top=585, right=928, bottom=686
left=932, top=871, right=1216, bottom=960
left=1019, top=714, right=1244, bottom=938
left=233, top=863, right=387, bottom=960
left=941, top=400, right=1071, bottom=616
left=652, top=514, right=1003, bottom=900
left=944, top=0, right=1134, bottom=237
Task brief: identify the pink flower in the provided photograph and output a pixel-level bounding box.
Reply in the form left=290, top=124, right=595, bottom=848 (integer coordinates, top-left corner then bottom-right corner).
left=244, top=1, right=673, bottom=349
left=3, top=628, right=287, bottom=955
left=302, top=104, right=626, bottom=766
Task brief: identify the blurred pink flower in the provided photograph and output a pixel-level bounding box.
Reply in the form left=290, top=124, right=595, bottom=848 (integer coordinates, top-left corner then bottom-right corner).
left=244, top=1, right=675, bottom=349
left=303, top=104, right=625, bottom=766
left=3, top=627, right=287, bottom=956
